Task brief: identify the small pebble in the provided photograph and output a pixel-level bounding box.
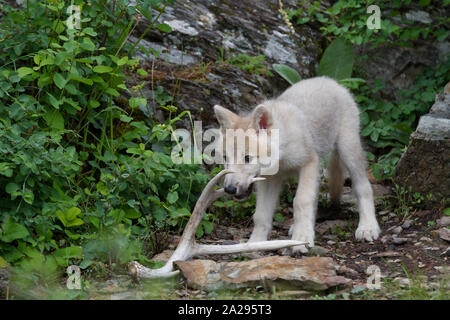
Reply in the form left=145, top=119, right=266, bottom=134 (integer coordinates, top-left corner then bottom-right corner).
left=437, top=216, right=450, bottom=227
left=326, top=240, right=336, bottom=245
left=402, top=220, right=413, bottom=229
left=392, top=226, right=403, bottom=235
left=380, top=235, right=390, bottom=244
left=419, top=236, right=432, bottom=242
left=393, top=237, right=408, bottom=245
left=308, top=246, right=329, bottom=256
left=441, top=247, right=450, bottom=257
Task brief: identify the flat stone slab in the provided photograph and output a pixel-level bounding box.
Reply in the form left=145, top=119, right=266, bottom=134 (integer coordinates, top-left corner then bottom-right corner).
left=174, top=256, right=350, bottom=292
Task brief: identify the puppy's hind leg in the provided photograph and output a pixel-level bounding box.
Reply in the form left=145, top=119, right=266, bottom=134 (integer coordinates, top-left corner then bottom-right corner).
left=337, top=128, right=380, bottom=242
left=328, top=149, right=345, bottom=204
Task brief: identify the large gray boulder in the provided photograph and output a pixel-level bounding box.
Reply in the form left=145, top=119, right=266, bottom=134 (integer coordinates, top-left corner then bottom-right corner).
left=394, top=93, right=450, bottom=206
left=130, top=0, right=322, bottom=127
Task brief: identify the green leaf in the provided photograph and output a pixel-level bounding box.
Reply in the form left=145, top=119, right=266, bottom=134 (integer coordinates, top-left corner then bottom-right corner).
left=318, top=37, right=354, bottom=80
left=82, top=27, right=97, bottom=37
left=70, top=76, right=93, bottom=85
left=65, top=218, right=84, bottom=227
left=93, top=65, right=113, bottom=73
left=196, top=224, right=204, bottom=238
left=23, top=189, right=34, bottom=204
left=5, top=183, right=19, bottom=195
left=0, top=163, right=13, bottom=177
left=53, top=73, right=67, bottom=89
left=125, top=208, right=141, bottom=219
left=43, top=109, right=65, bottom=129
left=129, top=97, right=147, bottom=108
left=66, top=207, right=81, bottom=221
left=47, top=92, right=62, bottom=109
left=17, top=67, right=34, bottom=78
left=119, top=114, right=133, bottom=122
left=56, top=207, right=84, bottom=228
left=443, top=207, right=450, bottom=216
left=105, top=87, right=120, bottom=96
left=53, top=246, right=83, bottom=259
left=89, top=99, right=100, bottom=108
left=2, top=221, right=30, bottom=242
left=202, top=221, right=214, bottom=234
left=167, top=191, right=179, bottom=204
left=116, top=56, right=128, bottom=66
left=273, top=64, right=302, bottom=85
left=137, top=68, right=148, bottom=76
left=0, top=256, right=8, bottom=268
left=81, top=37, right=96, bottom=51
left=156, top=23, right=172, bottom=33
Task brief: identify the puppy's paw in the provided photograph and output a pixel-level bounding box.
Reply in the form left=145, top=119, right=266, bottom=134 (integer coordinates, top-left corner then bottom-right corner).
left=282, top=244, right=309, bottom=257
left=355, top=223, right=381, bottom=242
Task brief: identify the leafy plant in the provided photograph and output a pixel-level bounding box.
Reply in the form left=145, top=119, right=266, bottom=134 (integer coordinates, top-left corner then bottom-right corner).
left=287, top=0, right=449, bottom=47
left=0, top=0, right=216, bottom=275
left=226, top=54, right=273, bottom=76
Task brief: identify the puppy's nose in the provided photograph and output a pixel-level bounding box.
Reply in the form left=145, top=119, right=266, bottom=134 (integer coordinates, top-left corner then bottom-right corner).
left=224, top=186, right=237, bottom=194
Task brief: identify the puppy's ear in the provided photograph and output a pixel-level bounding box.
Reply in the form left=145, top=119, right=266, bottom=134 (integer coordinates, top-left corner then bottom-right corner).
left=252, top=105, right=272, bottom=130
left=214, top=105, right=239, bottom=129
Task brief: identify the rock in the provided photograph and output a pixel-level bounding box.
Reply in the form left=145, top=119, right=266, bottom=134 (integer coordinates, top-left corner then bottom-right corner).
left=417, top=210, right=433, bottom=218
left=402, top=219, right=413, bottom=229
left=372, top=184, right=392, bottom=197
left=437, top=216, right=450, bottom=227
left=442, top=247, right=450, bottom=257
left=315, top=220, right=348, bottom=235
left=392, top=226, right=403, bottom=235
left=307, top=246, right=329, bottom=257
left=0, top=267, right=10, bottom=299
left=438, top=227, right=450, bottom=242
left=378, top=210, right=390, bottom=216
left=355, top=30, right=445, bottom=101
left=326, top=240, right=336, bottom=245
left=279, top=290, right=312, bottom=297
left=151, top=249, right=175, bottom=263
left=394, top=94, right=450, bottom=207
left=419, top=236, right=432, bottom=242
left=130, top=0, right=322, bottom=128
left=174, top=256, right=350, bottom=291
left=380, top=235, right=391, bottom=244
left=110, top=291, right=142, bottom=300
left=337, top=266, right=359, bottom=278
left=392, top=237, right=408, bottom=245
left=405, top=10, right=432, bottom=24
left=394, top=277, right=411, bottom=287
left=376, top=251, right=403, bottom=258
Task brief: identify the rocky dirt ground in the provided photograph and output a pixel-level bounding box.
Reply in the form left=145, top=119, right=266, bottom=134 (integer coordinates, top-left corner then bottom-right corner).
left=107, top=178, right=448, bottom=300
left=3, top=178, right=447, bottom=300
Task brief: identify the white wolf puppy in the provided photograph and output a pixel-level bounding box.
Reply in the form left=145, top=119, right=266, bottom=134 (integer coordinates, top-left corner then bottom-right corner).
left=214, top=76, right=381, bottom=254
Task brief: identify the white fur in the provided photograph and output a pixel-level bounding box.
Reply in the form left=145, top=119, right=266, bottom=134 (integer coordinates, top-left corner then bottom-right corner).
left=215, top=76, right=381, bottom=254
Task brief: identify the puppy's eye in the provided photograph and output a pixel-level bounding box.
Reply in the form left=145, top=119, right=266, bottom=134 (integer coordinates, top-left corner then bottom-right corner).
left=244, top=155, right=251, bottom=163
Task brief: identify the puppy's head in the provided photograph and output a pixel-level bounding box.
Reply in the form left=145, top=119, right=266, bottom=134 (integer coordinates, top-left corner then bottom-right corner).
left=214, top=104, right=274, bottom=200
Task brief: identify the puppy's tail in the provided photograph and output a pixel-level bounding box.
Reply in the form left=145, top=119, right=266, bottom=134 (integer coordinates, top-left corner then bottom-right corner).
left=328, top=150, right=345, bottom=203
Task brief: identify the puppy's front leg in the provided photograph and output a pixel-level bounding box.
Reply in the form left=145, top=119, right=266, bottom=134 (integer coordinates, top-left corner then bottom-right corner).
left=290, top=154, right=320, bottom=254
left=248, top=177, right=283, bottom=242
